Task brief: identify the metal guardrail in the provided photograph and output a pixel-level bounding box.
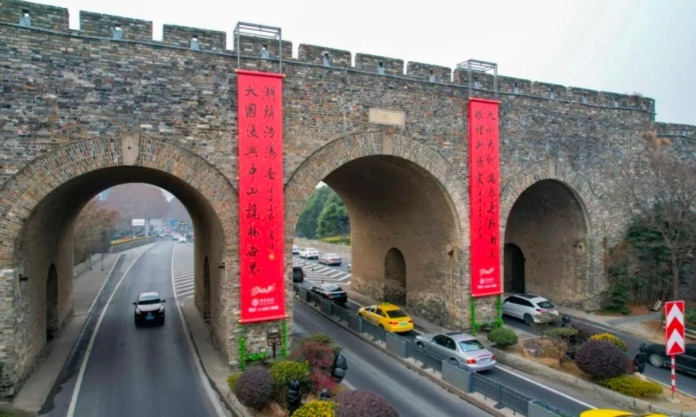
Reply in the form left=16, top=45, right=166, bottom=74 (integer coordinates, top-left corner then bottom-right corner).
left=293, top=284, right=562, bottom=417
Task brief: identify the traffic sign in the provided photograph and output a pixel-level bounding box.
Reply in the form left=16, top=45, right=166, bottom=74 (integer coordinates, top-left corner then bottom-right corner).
left=665, top=300, right=685, bottom=356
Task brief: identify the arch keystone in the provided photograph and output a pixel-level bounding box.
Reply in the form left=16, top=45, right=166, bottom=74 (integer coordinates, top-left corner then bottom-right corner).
left=121, top=135, right=140, bottom=165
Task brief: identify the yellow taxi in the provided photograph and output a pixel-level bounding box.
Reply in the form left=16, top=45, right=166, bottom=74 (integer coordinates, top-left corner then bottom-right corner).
left=357, top=302, right=414, bottom=333
left=580, top=409, right=670, bottom=417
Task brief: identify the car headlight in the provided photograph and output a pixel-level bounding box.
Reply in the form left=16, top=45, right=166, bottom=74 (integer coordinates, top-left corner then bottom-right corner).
left=135, top=309, right=142, bottom=315
left=159, top=307, right=165, bottom=313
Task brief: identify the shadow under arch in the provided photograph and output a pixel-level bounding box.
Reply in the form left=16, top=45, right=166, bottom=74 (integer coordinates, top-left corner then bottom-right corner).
left=501, top=160, right=606, bottom=308
left=285, top=132, right=473, bottom=329
left=0, top=136, right=237, bottom=384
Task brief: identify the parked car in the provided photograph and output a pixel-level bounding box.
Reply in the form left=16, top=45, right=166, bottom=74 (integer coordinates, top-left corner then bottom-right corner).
left=358, top=302, right=414, bottom=333
left=133, top=291, right=166, bottom=326
left=580, top=410, right=670, bottom=417
left=292, top=266, right=305, bottom=283
left=302, top=247, right=319, bottom=259
left=415, top=332, right=496, bottom=371
left=292, top=245, right=301, bottom=255
left=178, top=236, right=187, bottom=243
left=642, top=342, right=696, bottom=375
left=310, top=283, right=347, bottom=305
left=318, top=252, right=342, bottom=266
left=501, top=293, right=559, bottom=325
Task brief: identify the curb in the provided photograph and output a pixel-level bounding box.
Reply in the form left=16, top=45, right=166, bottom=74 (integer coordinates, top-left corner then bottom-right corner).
left=493, top=348, right=696, bottom=417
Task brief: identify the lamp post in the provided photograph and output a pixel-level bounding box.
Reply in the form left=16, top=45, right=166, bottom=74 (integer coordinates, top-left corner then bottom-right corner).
left=100, top=230, right=107, bottom=271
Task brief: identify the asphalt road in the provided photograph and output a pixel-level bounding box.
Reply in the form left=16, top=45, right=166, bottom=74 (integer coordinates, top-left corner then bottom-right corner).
left=44, top=242, right=226, bottom=417
left=293, top=300, right=496, bottom=417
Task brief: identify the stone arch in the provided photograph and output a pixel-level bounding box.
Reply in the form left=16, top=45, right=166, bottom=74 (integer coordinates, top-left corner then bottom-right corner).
left=384, top=248, right=407, bottom=305
left=285, top=132, right=474, bottom=329
left=501, top=160, right=606, bottom=309
left=46, top=263, right=58, bottom=344
left=0, top=136, right=238, bottom=383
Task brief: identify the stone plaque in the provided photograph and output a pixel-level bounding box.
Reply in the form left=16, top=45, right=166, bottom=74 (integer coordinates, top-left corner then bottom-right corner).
left=369, top=108, right=405, bottom=127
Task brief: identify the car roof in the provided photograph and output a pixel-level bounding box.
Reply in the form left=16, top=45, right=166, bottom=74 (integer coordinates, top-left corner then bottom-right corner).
left=512, top=293, right=547, bottom=301
left=138, top=291, right=160, bottom=300
left=375, top=302, right=404, bottom=311
left=445, top=331, right=477, bottom=342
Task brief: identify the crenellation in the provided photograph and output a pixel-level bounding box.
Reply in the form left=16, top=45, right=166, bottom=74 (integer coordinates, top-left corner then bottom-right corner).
left=355, top=53, right=404, bottom=76
left=163, top=24, right=226, bottom=52
left=570, top=87, right=598, bottom=105
left=454, top=69, right=496, bottom=93
left=498, top=76, right=533, bottom=95
left=406, top=62, right=452, bottom=84
left=234, top=34, right=292, bottom=61
left=79, top=10, right=152, bottom=42
left=532, top=81, right=567, bottom=100
left=297, top=44, right=351, bottom=68
left=0, top=0, right=68, bottom=32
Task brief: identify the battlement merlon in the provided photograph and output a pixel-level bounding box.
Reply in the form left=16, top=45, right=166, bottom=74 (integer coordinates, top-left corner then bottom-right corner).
left=0, top=0, right=659, bottom=115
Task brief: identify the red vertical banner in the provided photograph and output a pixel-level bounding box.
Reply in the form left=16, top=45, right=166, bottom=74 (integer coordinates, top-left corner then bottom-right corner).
left=468, top=98, right=502, bottom=297
left=237, top=70, right=286, bottom=323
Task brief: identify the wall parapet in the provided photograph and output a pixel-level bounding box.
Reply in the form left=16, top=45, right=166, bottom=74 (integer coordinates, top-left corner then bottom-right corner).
left=0, top=0, right=674, bottom=121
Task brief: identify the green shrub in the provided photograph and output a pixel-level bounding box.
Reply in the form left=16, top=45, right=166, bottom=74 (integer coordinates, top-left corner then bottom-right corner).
left=335, top=390, right=398, bottom=417
left=542, top=327, right=578, bottom=341
left=233, top=366, right=274, bottom=411
left=227, top=372, right=243, bottom=393
left=590, top=333, right=627, bottom=352
left=575, top=340, right=630, bottom=379
left=487, top=327, right=518, bottom=347
left=597, top=374, right=663, bottom=397
left=270, top=360, right=311, bottom=408
left=686, top=307, right=696, bottom=328
left=291, top=400, right=336, bottom=417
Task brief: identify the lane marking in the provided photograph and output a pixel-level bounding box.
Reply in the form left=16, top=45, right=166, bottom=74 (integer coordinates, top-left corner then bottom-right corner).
left=67, top=246, right=151, bottom=417
left=170, top=244, right=227, bottom=417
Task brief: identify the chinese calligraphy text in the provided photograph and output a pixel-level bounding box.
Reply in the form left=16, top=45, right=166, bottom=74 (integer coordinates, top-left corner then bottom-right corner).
left=238, top=70, right=286, bottom=322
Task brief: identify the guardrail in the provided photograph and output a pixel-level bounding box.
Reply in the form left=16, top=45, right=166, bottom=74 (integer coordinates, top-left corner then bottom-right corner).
left=295, top=285, right=566, bottom=417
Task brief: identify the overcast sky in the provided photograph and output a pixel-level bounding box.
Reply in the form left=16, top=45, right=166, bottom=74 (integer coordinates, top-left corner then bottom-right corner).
left=41, top=0, right=696, bottom=126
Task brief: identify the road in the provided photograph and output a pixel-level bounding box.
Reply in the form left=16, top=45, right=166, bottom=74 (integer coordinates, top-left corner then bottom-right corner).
left=293, top=300, right=496, bottom=417
left=41, top=242, right=228, bottom=417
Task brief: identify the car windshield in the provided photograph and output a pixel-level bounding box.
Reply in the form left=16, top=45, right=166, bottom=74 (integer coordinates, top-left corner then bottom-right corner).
left=138, top=296, right=161, bottom=305
left=459, top=339, right=485, bottom=352
left=324, top=285, right=343, bottom=292
left=537, top=300, right=555, bottom=309
left=386, top=309, right=408, bottom=318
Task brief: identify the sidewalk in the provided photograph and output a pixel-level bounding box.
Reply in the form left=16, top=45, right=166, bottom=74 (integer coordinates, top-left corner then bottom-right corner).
left=6, top=252, right=123, bottom=416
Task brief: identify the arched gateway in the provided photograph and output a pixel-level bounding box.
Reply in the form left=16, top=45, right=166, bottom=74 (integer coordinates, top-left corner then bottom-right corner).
left=0, top=137, right=236, bottom=386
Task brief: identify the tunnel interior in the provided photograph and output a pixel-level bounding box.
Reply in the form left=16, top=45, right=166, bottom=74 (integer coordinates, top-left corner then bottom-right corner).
left=323, top=155, right=460, bottom=315
left=16, top=166, right=226, bottom=363
left=504, top=179, right=588, bottom=305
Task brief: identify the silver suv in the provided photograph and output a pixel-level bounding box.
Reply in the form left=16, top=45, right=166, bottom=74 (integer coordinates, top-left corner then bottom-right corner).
left=502, top=293, right=559, bottom=325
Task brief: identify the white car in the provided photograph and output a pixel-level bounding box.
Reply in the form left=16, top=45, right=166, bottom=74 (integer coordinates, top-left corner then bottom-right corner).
left=292, top=245, right=301, bottom=255
left=178, top=236, right=187, bottom=243
left=502, top=293, right=559, bottom=325
left=303, top=247, right=319, bottom=259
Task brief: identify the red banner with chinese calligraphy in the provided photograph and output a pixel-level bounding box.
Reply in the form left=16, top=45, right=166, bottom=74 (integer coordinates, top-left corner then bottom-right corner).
left=468, top=98, right=502, bottom=297
left=237, top=70, right=286, bottom=323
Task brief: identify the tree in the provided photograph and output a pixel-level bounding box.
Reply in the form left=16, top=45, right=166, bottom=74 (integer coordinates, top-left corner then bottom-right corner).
left=103, top=183, right=170, bottom=232
left=295, top=185, right=333, bottom=239
left=317, top=194, right=349, bottom=238
left=73, top=198, right=119, bottom=264
left=616, top=136, right=696, bottom=301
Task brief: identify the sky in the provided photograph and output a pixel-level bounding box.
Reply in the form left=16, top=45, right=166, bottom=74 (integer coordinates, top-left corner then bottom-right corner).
left=38, top=0, right=696, bottom=126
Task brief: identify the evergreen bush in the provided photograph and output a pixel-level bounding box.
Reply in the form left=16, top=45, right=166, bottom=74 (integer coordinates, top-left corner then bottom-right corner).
left=575, top=340, right=630, bottom=379
left=590, top=333, right=628, bottom=352
left=291, top=400, right=335, bottom=417
left=487, top=326, right=518, bottom=347
left=270, top=360, right=311, bottom=408
left=227, top=372, right=243, bottom=393
left=233, top=366, right=274, bottom=411
left=335, top=390, right=399, bottom=417
left=597, top=374, right=663, bottom=397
